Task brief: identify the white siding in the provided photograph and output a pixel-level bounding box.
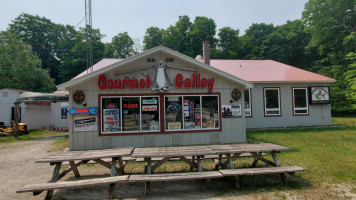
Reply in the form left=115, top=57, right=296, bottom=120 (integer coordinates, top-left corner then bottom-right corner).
left=246, top=83, right=332, bottom=129
left=23, top=107, right=51, bottom=130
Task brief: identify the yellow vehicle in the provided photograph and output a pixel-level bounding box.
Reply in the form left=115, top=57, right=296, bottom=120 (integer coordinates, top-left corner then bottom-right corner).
left=0, top=122, right=29, bottom=136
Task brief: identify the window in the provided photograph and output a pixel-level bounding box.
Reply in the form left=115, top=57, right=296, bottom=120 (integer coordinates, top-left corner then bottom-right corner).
left=101, top=96, right=159, bottom=134
left=264, top=88, right=281, bottom=116
left=244, top=89, right=251, bottom=116
left=165, top=95, right=219, bottom=131
left=99, top=94, right=220, bottom=135
left=293, top=88, right=308, bottom=115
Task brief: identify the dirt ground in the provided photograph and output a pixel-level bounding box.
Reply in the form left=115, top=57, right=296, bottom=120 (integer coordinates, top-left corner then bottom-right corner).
left=1, top=137, right=355, bottom=200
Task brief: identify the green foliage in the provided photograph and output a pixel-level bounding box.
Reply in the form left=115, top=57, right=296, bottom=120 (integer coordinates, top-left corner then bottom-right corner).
left=8, top=13, right=76, bottom=84
left=59, top=26, right=105, bottom=82
left=0, top=31, right=55, bottom=92
left=303, top=0, right=356, bottom=112
left=105, top=32, right=135, bottom=58
left=164, top=16, right=192, bottom=55
left=143, top=27, right=165, bottom=50
left=213, top=27, right=239, bottom=59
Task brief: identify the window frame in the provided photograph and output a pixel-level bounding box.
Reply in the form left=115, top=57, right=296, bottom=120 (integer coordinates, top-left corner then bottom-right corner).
left=263, top=87, right=281, bottom=117
left=244, top=89, right=252, bottom=117
left=292, top=87, right=309, bottom=116
left=98, top=93, right=222, bottom=136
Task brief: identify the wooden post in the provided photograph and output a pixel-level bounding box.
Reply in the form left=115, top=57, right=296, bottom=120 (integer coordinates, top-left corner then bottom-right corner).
left=144, top=158, right=152, bottom=196
left=234, top=176, right=240, bottom=190
left=215, top=154, right=222, bottom=170
left=108, top=157, right=117, bottom=200
left=14, top=102, right=20, bottom=137
left=271, top=151, right=287, bottom=185
left=45, top=162, right=62, bottom=200
left=69, top=161, right=80, bottom=178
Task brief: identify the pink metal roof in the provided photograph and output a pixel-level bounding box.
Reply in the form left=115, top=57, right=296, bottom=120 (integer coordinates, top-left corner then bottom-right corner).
left=205, top=59, right=335, bottom=83
left=73, top=58, right=335, bottom=83
left=74, top=58, right=123, bottom=79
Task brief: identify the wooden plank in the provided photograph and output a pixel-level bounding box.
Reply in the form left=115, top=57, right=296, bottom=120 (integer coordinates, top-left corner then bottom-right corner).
left=129, top=171, right=223, bottom=182
left=69, top=161, right=80, bottom=178
left=208, top=143, right=290, bottom=154
left=132, top=146, right=216, bottom=158
left=205, top=152, right=266, bottom=160
left=36, top=147, right=134, bottom=163
left=17, top=176, right=129, bottom=193
left=151, top=157, right=171, bottom=172
left=62, top=157, right=135, bottom=165
left=219, top=166, right=304, bottom=176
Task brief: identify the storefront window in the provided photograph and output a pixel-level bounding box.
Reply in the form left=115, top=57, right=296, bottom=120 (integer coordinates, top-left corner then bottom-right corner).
left=293, top=88, right=308, bottom=115
left=165, top=95, right=219, bottom=131
left=101, top=96, right=160, bottom=134
left=183, top=96, right=201, bottom=129
left=100, top=94, right=219, bottom=135
left=244, top=89, right=251, bottom=116
left=201, top=96, right=219, bottom=129
left=102, top=97, right=121, bottom=132
left=264, top=88, right=281, bottom=116
left=165, top=96, right=183, bottom=130
left=141, top=97, right=160, bottom=130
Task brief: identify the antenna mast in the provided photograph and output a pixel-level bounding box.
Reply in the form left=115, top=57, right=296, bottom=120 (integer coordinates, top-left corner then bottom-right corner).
left=85, top=0, right=93, bottom=73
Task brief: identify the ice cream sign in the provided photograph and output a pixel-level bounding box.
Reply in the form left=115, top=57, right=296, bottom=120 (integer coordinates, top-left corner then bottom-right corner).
left=98, top=60, right=215, bottom=93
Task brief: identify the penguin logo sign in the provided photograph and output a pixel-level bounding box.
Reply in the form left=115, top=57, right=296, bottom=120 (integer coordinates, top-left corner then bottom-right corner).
left=152, top=60, right=171, bottom=92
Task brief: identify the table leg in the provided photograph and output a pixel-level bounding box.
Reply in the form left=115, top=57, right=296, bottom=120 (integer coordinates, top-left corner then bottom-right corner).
left=252, top=152, right=261, bottom=167
left=45, top=162, right=61, bottom=200
left=197, top=156, right=203, bottom=172
left=271, top=151, right=287, bottom=185
left=144, top=158, right=152, bottom=196
left=190, top=156, right=195, bottom=171
left=108, top=157, right=117, bottom=200
left=215, top=154, right=222, bottom=170
left=226, top=153, right=235, bottom=169
left=69, top=161, right=80, bottom=177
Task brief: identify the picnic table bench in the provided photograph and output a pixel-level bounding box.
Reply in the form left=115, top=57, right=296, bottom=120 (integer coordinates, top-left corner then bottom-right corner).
left=17, top=147, right=134, bottom=200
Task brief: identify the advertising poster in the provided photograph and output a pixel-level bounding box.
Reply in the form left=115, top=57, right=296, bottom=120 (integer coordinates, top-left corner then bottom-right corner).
left=103, top=109, right=120, bottom=131
left=222, top=105, right=232, bottom=118
left=74, top=116, right=97, bottom=131
left=231, top=105, right=241, bottom=117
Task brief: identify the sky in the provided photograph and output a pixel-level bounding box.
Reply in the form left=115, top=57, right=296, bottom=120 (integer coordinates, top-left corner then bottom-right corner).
left=0, top=0, right=309, bottom=43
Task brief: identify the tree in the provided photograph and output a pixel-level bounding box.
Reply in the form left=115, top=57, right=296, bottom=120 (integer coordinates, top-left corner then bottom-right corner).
left=105, top=32, right=135, bottom=58
left=0, top=31, right=55, bottom=92
left=59, top=26, right=105, bottom=82
left=214, top=27, right=239, bottom=59
left=143, top=27, right=165, bottom=50
left=303, top=0, right=356, bottom=111
left=8, top=13, right=76, bottom=84
left=189, top=16, right=217, bottom=57
left=164, top=15, right=192, bottom=55
left=239, top=23, right=275, bottom=59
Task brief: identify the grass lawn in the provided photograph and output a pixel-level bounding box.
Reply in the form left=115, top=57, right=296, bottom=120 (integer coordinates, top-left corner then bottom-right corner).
left=0, top=130, right=68, bottom=143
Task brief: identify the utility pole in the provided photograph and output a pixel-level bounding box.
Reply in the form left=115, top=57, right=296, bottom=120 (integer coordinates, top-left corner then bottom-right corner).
left=85, top=0, right=93, bottom=73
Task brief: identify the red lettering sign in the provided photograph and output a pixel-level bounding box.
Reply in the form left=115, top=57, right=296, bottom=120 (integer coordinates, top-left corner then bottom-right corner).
left=174, top=73, right=215, bottom=93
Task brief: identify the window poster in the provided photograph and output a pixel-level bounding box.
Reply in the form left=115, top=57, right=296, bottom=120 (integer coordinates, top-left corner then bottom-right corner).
left=103, top=109, right=120, bottom=131
left=74, top=116, right=97, bottom=132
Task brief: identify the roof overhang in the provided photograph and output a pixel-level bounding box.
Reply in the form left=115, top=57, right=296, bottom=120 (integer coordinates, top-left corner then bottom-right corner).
left=15, top=92, right=69, bottom=103
left=57, top=46, right=253, bottom=90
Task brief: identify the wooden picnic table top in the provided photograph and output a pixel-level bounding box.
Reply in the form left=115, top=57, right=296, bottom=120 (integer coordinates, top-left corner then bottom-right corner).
left=36, top=147, right=134, bottom=163
left=131, top=145, right=216, bottom=158
left=207, top=143, right=290, bottom=154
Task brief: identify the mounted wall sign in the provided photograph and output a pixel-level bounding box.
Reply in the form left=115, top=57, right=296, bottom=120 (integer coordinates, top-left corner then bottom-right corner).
left=231, top=88, right=241, bottom=101
left=73, top=90, right=85, bottom=104
left=309, top=86, right=330, bottom=104
left=68, top=107, right=98, bottom=115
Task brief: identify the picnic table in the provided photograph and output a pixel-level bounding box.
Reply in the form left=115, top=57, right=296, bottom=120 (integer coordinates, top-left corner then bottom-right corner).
left=17, top=143, right=304, bottom=198
left=19, top=147, right=134, bottom=200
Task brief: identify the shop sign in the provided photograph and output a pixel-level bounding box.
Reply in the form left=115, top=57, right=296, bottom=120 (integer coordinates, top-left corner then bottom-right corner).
left=309, top=86, right=330, bottom=104
left=74, top=116, right=98, bottom=132
left=167, top=122, right=181, bottom=130
left=142, top=99, right=157, bottom=104
left=68, top=107, right=98, bottom=115
left=175, top=73, right=215, bottom=93
left=142, top=105, right=158, bottom=111
left=97, top=73, right=215, bottom=93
